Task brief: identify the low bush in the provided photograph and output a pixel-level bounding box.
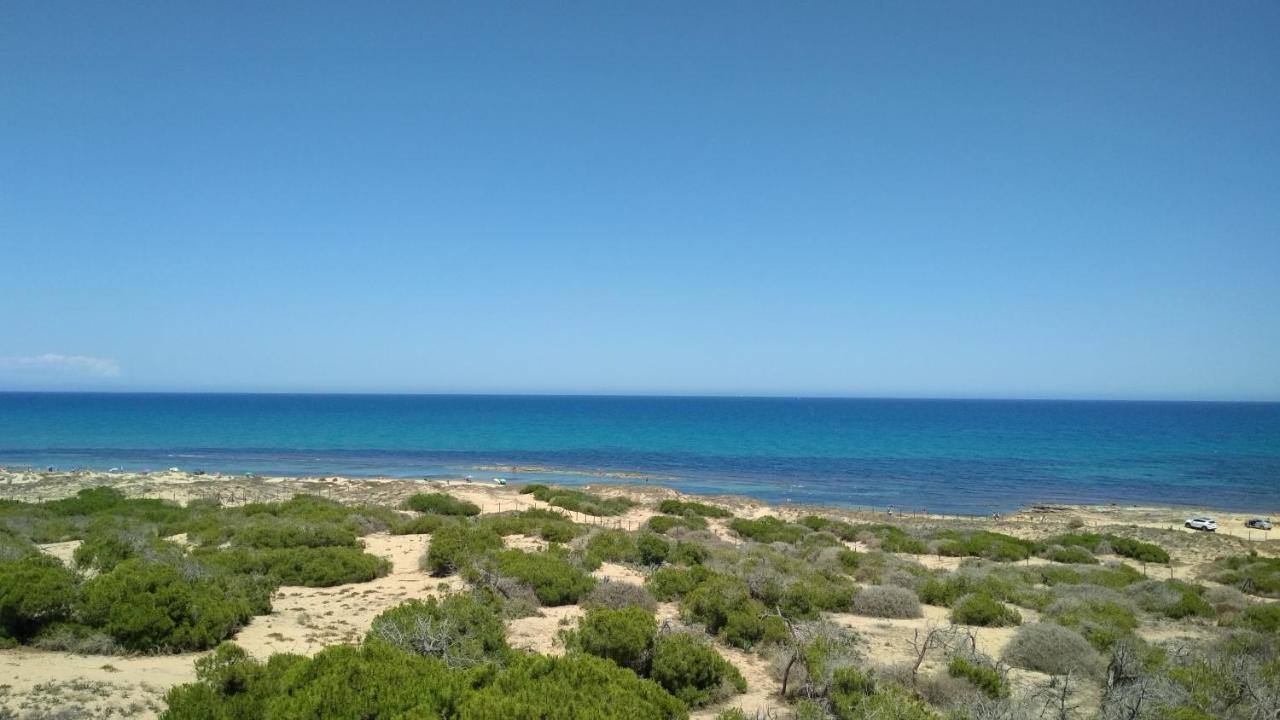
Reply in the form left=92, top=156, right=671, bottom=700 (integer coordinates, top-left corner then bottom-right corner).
left=647, top=515, right=709, bottom=533
left=1125, top=580, right=1214, bottom=619
left=951, top=593, right=1021, bottom=627
left=1107, top=536, right=1170, bottom=564
left=658, top=499, right=732, bottom=518
left=1041, top=545, right=1099, bottom=565
left=520, top=485, right=638, bottom=516
left=649, top=565, right=715, bottom=601
left=1203, top=585, right=1251, bottom=615
left=164, top=640, right=688, bottom=720
left=390, top=513, right=450, bottom=535
left=855, top=524, right=927, bottom=554
left=780, top=575, right=858, bottom=619
left=574, top=606, right=657, bottom=672
left=585, top=529, right=639, bottom=564
left=1204, top=553, right=1280, bottom=597
left=422, top=523, right=502, bottom=576
left=490, top=549, right=595, bottom=606
left=637, top=533, right=671, bottom=566
left=78, top=559, right=269, bottom=652
left=849, top=585, right=922, bottom=619
left=402, top=492, right=481, bottom=517
left=366, top=592, right=508, bottom=666
left=1036, top=561, right=1143, bottom=589
left=230, top=519, right=359, bottom=549
left=0, top=554, right=79, bottom=641
left=800, top=516, right=861, bottom=542
left=1221, top=604, right=1280, bottom=634
left=583, top=580, right=657, bottom=611
left=728, top=516, right=809, bottom=544
left=202, top=545, right=391, bottom=586
left=462, top=651, right=686, bottom=719
left=947, top=656, right=1008, bottom=699
left=670, top=541, right=709, bottom=566
left=650, top=632, right=747, bottom=707
left=1044, top=591, right=1138, bottom=650
left=934, top=530, right=1039, bottom=562
left=73, top=525, right=183, bottom=571
left=1002, top=623, right=1102, bottom=676
left=828, top=667, right=941, bottom=720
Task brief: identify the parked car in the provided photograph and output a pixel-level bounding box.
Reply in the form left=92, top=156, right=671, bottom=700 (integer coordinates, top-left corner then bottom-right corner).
left=1245, top=518, right=1273, bottom=530
left=1185, top=517, right=1218, bottom=532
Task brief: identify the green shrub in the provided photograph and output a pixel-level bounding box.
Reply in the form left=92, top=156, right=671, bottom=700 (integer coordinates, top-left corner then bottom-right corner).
left=649, top=632, right=747, bottom=707
left=1036, top=562, right=1143, bottom=589
left=585, top=529, right=639, bottom=564
left=402, top=492, right=481, bottom=516
left=491, top=550, right=595, bottom=606
left=1002, top=623, right=1102, bottom=676
left=1222, top=604, right=1280, bottom=634
left=177, top=641, right=468, bottom=719
left=951, top=593, right=1022, bottom=627
left=781, top=575, right=857, bottom=619
left=574, top=606, right=657, bottom=672
left=800, top=516, right=861, bottom=542
left=637, top=533, right=671, bottom=566
left=728, top=516, right=809, bottom=544
left=230, top=519, right=359, bottom=549
left=0, top=554, right=79, bottom=641
left=658, top=500, right=732, bottom=518
left=947, top=656, right=1008, bottom=699
left=1044, top=592, right=1138, bottom=650
left=850, top=585, right=922, bottom=619
left=1043, top=532, right=1170, bottom=564
left=391, top=513, right=450, bottom=535
left=855, top=524, right=927, bottom=554
left=670, top=541, right=709, bottom=566
left=647, top=515, right=708, bottom=533
left=682, top=575, right=754, bottom=634
left=648, top=565, right=714, bottom=601
left=460, top=652, right=686, bottom=719
left=423, top=523, right=502, bottom=576
left=1204, top=553, right=1280, bottom=597
left=828, top=667, right=940, bottom=720
left=1041, top=545, right=1099, bottom=565
left=78, top=559, right=267, bottom=652
left=1125, top=580, right=1214, bottom=619
left=1107, top=536, right=1170, bottom=564
left=366, top=592, right=508, bottom=666
left=202, top=546, right=391, bottom=586
left=520, top=485, right=637, bottom=516
left=935, top=530, right=1039, bottom=562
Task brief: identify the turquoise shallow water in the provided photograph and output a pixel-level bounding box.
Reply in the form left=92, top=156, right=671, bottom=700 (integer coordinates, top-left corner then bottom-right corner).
left=1, top=393, right=1278, bottom=515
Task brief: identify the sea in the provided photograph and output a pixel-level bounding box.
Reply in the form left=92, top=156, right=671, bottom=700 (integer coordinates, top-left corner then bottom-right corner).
left=1, top=393, right=1278, bottom=516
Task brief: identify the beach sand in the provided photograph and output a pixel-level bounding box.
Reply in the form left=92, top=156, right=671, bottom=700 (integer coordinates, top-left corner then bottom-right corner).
left=0, top=469, right=1275, bottom=719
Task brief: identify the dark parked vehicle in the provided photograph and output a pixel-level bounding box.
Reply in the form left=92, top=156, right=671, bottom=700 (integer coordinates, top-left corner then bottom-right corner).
left=1245, top=518, right=1273, bottom=530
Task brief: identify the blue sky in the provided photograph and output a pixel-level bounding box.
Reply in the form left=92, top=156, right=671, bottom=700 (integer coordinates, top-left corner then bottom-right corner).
left=2, top=2, right=1277, bottom=400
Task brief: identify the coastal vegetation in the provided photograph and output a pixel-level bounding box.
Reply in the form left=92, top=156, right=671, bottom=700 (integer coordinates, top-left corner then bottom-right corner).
left=2, top=478, right=1277, bottom=720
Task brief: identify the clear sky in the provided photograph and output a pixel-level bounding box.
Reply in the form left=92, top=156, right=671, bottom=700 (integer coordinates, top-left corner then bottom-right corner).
left=2, top=2, right=1277, bottom=400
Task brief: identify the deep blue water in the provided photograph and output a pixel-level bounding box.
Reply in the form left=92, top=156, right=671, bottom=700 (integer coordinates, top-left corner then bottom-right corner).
left=1, top=393, right=1278, bottom=515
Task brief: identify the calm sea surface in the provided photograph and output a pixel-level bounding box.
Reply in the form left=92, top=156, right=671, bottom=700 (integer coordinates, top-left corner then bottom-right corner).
left=1, top=393, right=1277, bottom=515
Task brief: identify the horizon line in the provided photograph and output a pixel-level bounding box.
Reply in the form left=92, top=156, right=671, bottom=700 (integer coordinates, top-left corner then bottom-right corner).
left=1, top=389, right=1277, bottom=404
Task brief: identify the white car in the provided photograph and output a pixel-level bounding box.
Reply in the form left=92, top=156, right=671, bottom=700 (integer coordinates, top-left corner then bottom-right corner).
left=1185, top=517, right=1218, bottom=532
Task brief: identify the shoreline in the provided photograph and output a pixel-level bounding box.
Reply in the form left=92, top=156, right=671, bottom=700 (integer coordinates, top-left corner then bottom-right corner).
left=2, top=466, right=1277, bottom=522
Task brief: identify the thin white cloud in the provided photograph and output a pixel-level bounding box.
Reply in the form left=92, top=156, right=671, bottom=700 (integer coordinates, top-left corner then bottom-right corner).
left=0, top=353, right=121, bottom=377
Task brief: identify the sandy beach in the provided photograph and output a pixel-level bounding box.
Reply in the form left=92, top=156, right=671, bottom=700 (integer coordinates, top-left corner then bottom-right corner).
left=0, top=468, right=1275, bottom=719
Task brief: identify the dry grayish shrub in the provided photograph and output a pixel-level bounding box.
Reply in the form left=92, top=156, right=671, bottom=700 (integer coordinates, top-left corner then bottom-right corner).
left=850, top=585, right=922, bottom=619
left=583, top=580, right=657, bottom=612
left=1002, top=623, right=1102, bottom=677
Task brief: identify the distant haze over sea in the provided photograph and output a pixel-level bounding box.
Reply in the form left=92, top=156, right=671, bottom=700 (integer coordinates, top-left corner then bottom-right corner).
left=1, top=393, right=1277, bottom=515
